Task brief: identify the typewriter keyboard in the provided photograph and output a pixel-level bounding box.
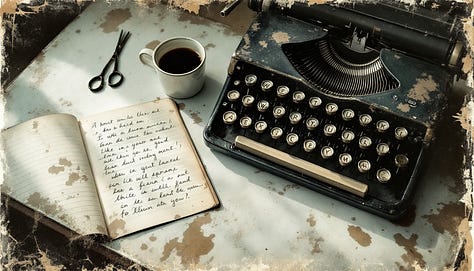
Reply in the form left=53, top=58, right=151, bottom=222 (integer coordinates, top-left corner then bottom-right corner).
left=205, top=62, right=428, bottom=204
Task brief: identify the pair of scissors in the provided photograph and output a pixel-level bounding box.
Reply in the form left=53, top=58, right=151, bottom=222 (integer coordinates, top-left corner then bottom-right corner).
left=88, top=30, right=131, bottom=92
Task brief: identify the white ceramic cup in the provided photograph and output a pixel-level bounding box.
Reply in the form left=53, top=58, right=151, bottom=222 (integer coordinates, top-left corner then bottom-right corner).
left=139, top=37, right=206, bottom=99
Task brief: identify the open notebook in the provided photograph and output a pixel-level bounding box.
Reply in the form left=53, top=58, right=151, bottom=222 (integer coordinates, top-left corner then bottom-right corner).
left=2, top=99, right=219, bottom=239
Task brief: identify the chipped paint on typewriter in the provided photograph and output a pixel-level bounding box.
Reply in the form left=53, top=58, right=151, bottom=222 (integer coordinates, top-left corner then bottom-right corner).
left=204, top=0, right=469, bottom=219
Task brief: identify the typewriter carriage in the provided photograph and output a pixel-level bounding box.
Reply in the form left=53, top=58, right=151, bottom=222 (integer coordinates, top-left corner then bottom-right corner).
left=248, top=0, right=468, bottom=73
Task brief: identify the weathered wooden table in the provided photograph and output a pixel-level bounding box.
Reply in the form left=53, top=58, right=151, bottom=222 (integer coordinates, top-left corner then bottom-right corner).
left=3, top=0, right=473, bottom=270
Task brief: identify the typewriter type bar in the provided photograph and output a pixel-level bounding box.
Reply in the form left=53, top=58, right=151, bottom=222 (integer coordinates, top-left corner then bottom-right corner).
left=235, top=136, right=368, bottom=197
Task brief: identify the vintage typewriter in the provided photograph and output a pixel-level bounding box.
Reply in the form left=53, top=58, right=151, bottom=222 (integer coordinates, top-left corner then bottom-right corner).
left=204, top=0, right=467, bottom=219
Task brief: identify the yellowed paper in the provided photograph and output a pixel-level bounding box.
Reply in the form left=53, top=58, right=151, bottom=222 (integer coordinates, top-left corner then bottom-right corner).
left=2, top=114, right=108, bottom=236
left=79, top=99, right=218, bottom=239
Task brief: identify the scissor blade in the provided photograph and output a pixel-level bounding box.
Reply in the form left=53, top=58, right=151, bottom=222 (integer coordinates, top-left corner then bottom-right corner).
left=113, top=29, right=124, bottom=51
left=115, top=31, right=131, bottom=55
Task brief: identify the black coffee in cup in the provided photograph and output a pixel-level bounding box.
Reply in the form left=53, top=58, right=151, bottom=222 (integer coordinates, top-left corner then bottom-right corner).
left=139, top=36, right=206, bottom=98
left=158, top=48, right=201, bottom=74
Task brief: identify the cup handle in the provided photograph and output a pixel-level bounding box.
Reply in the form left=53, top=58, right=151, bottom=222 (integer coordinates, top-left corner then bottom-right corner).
left=139, top=48, right=155, bottom=68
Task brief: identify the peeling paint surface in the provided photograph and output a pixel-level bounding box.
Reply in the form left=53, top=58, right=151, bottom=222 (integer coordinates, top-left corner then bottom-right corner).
left=99, top=8, right=132, bottom=33
left=463, top=54, right=473, bottom=75
left=306, top=214, right=316, bottom=227
left=271, top=31, right=291, bottom=44
left=394, top=233, right=426, bottom=269
left=168, top=0, right=211, bottom=14
left=188, top=109, right=203, bottom=124
left=454, top=100, right=474, bottom=140
left=407, top=74, right=438, bottom=103
left=26, top=192, right=64, bottom=218
left=347, top=225, right=372, bottom=247
left=108, top=218, right=127, bottom=239
left=259, top=40, right=268, bottom=48
left=297, top=230, right=324, bottom=254
left=397, top=103, right=411, bottom=113
left=422, top=202, right=466, bottom=235
left=160, top=213, right=215, bottom=266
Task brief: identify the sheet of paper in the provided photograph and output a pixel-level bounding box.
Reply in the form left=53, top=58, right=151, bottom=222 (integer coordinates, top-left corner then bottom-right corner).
left=80, top=99, right=217, bottom=239
left=2, top=114, right=108, bottom=236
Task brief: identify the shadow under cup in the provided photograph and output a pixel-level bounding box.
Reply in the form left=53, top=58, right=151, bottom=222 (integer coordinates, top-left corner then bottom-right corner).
left=141, top=37, right=206, bottom=99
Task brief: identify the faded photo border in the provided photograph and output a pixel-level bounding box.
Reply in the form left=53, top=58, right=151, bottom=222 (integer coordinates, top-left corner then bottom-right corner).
left=0, top=0, right=473, bottom=270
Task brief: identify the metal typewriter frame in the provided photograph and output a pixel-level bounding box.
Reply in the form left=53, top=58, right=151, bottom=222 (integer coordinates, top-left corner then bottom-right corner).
left=204, top=2, right=464, bottom=219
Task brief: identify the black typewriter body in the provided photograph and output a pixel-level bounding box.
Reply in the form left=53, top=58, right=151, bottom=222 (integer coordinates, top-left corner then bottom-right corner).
left=204, top=1, right=465, bottom=219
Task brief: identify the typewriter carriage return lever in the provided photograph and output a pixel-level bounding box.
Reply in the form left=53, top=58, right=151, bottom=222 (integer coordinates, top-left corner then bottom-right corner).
left=208, top=0, right=468, bottom=219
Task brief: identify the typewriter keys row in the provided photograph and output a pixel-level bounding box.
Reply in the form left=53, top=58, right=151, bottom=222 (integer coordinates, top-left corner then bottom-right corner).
left=226, top=90, right=410, bottom=141
left=224, top=109, right=408, bottom=148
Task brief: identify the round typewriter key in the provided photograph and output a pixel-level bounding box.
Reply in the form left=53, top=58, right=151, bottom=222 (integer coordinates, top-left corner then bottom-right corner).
left=240, top=116, right=252, bottom=128
left=233, top=80, right=241, bottom=86
left=223, top=111, right=237, bottom=124
left=357, top=160, right=371, bottom=173
left=321, top=146, right=334, bottom=159
left=359, top=136, right=372, bottom=149
left=273, top=106, right=286, bottom=118
left=245, top=74, right=257, bottom=86
left=359, top=114, right=372, bottom=126
left=341, top=109, right=355, bottom=121
left=227, top=90, right=240, bottom=101
left=289, top=112, right=302, bottom=125
left=270, top=127, right=283, bottom=139
left=376, top=168, right=391, bottom=183
left=277, top=85, right=290, bottom=98
left=323, top=124, right=337, bottom=137
left=286, top=133, right=299, bottom=146
left=242, top=95, right=255, bottom=107
left=261, top=80, right=273, bottom=92
left=339, top=153, right=352, bottom=166
left=395, top=154, right=409, bottom=168
left=309, top=97, right=322, bottom=109
left=303, top=139, right=316, bottom=152
left=376, top=143, right=390, bottom=156
left=325, top=103, right=338, bottom=115
left=305, top=117, right=319, bottom=130
left=376, top=120, right=390, bottom=133
left=257, top=100, right=270, bottom=112
left=293, top=91, right=305, bottom=103
left=341, top=130, right=355, bottom=143
left=255, top=121, right=268, bottom=133
left=395, top=127, right=409, bottom=140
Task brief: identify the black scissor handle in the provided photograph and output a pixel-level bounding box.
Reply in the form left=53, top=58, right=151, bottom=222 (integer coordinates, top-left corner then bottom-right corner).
left=108, top=70, right=124, bottom=88
left=88, top=75, right=105, bottom=92
left=88, top=30, right=130, bottom=92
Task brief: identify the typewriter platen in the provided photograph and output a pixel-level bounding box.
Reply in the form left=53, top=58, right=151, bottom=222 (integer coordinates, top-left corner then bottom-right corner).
left=204, top=0, right=467, bottom=219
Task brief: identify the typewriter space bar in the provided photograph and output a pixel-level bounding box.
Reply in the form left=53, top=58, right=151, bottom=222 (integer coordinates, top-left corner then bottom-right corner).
left=234, top=136, right=368, bottom=197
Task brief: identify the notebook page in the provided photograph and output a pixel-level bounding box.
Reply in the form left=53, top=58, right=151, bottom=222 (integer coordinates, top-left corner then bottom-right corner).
left=79, top=99, right=218, bottom=239
left=2, top=114, right=108, bottom=237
